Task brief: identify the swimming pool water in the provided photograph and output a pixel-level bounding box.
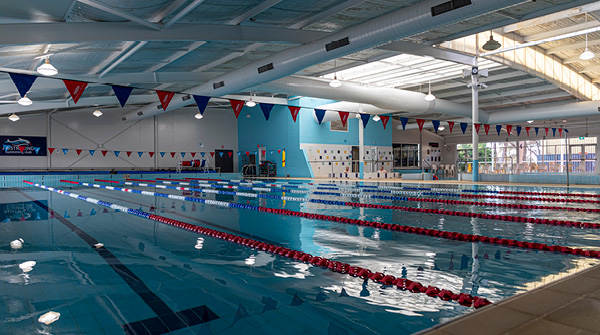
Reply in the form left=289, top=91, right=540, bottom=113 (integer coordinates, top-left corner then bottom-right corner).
left=1, top=179, right=599, bottom=334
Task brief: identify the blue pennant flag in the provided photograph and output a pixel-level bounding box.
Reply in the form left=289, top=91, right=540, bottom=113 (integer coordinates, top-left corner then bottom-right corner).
left=516, top=126, right=522, bottom=137
left=89, top=150, right=95, bottom=156
left=565, top=128, right=569, bottom=133
left=270, top=150, right=273, bottom=154
left=160, top=152, right=165, bottom=157
left=3, top=144, right=10, bottom=152
left=552, top=128, right=556, bottom=136
left=219, top=152, right=224, bottom=157
left=432, top=120, right=440, bottom=133
left=496, top=124, right=502, bottom=136
left=314, top=109, right=326, bottom=124
left=181, top=152, right=185, bottom=158
left=534, top=127, right=539, bottom=135
left=259, top=103, right=274, bottom=121
left=193, top=95, right=211, bottom=116
left=360, top=114, right=370, bottom=128
left=62, top=148, right=68, bottom=155
left=33, top=147, right=40, bottom=154
left=114, top=151, right=120, bottom=157
left=9, top=72, right=37, bottom=98
left=460, top=122, right=468, bottom=134
left=400, top=117, right=409, bottom=130
left=201, top=152, right=205, bottom=157
left=138, top=151, right=143, bottom=157
left=237, top=152, right=241, bottom=155
left=111, top=85, right=134, bottom=108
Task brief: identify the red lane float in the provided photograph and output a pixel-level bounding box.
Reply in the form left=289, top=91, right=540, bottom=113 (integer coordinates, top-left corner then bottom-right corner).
left=461, top=193, right=600, bottom=205
left=498, top=190, right=600, bottom=198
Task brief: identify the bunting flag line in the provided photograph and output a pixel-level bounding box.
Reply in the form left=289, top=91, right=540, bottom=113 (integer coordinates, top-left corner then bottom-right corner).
left=76, top=149, right=82, bottom=155
left=496, top=125, right=502, bottom=136
left=149, top=152, right=155, bottom=157
left=138, top=151, right=143, bottom=157
left=448, top=121, right=455, bottom=133
left=288, top=106, right=300, bottom=122
left=460, top=122, right=468, bottom=134
left=259, top=103, right=274, bottom=121
left=229, top=99, right=245, bottom=118
left=170, top=152, right=176, bottom=158
left=89, top=150, right=95, bottom=156
left=160, top=152, right=166, bottom=157
left=111, top=85, right=134, bottom=108
left=380, top=115, right=390, bottom=130
left=210, top=152, right=215, bottom=158
left=526, top=127, right=530, bottom=136
left=191, top=152, right=196, bottom=158
left=156, top=90, right=175, bottom=110
left=193, top=95, right=211, bottom=116
left=126, top=151, right=132, bottom=157
left=101, top=150, right=108, bottom=156
left=416, top=119, right=425, bottom=132
left=516, top=126, right=522, bottom=137
left=62, top=148, right=68, bottom=155
left=432, top=120, right=440, bottom=133
left=360, top=114, right=370, bottom=128
left=474, top=123, right=481, bottom=134
left=63, top=80, right=88, bottom=104
left=314, top=109, right=326, bottom=124
left=484, top=124, right=490, bottom=135
left=338, top=111, right=349, bottom=127
left=9, top=73, right=37, bottom=98
left=114, top=151, right=120, bottom=157
left=506, top=125, right=512, bottom=136
left=400, top=117, right=409, bottom=130
left=180, top=152, right=185, bottom=158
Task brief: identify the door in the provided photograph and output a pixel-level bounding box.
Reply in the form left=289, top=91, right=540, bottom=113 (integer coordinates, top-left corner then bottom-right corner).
left=215, top=150, right=233, bottom=173
left=351, top=146, right=359, bottom=172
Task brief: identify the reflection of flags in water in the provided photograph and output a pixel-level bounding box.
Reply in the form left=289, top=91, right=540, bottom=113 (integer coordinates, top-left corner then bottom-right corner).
left=282, top=149, right=286, bottom=167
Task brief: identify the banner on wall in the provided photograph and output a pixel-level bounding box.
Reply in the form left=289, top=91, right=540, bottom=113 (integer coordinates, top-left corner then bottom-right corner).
left=0, top=200, right=48, bottom=222
left=0, top=136, right=47, bottom=156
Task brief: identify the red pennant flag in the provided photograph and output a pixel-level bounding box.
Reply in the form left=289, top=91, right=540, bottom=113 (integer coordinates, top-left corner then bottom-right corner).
left=101, top=150, right=108, bottom=156
left=544, top=128, right=549, bottom=136
left=76, top=149, right=82, bottom=155
left=246, top=151, right=250, bottom=155
left=288, top=106, right=300, bottom=122
left=338, top=111, right=349, bottom=127
left=149, top=152, right=155, bottom=157
left=559, top=128, right=563, bottom=136
left=126, top=151, right=132, bottom=157
left=506, top=125, right=513, bottom=136
left=63, top=80, right=88, bottom=104
left=48, top=148, right=55, bottom=154
left=191, top=152, right=196, bottom=158
left=484, top=124, right=490, bottom=135
left=380, top=116, right=390, bottom=129
left=18, top=146, right=25, bottom=153
left=474, top=123, right=481, bottom=134
left=261, top=150, right=266, bottom=156
left=156, top=90, right=175, bottom=110
left=170, top=152, right=176, bottom=158
left=228, top=152, right=232, bottom=157
left=210, top=152, right=215, bottom=157
left=416, top=119, right=425, bottom=132
left=278, top=149, right=281, bottom=154
left=229, top=99, right=245, bottom=118
left=525, top=127, right=530, bottom=136
left=447, top=121, right=455, bottom=133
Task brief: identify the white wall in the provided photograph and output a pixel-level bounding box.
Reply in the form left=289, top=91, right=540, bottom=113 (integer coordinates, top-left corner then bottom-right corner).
left=300, top=143, right=393, bottom=177
left=0, top=107, right=238, bottom=171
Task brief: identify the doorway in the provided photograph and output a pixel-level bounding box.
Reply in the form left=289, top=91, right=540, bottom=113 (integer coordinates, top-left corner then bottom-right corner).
left=351, top=146, right=359, bottom=172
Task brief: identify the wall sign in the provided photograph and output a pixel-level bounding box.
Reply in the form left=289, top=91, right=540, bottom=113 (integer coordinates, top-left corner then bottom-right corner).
left=0, top=135, right=47, bottom=156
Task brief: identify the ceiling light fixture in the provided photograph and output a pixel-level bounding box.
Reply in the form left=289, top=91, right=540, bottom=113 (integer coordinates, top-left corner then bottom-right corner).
left=527, top=120, right=534, bottom=123
left=438, top=126, right=445, bottom=131
left=482, top=30, right=501, bottom=51
left=8, top=113, right=20, bottom=122
left=580, top=13, right=595, bottom=60
left=17, top=95, right=32, bottom=106
left=373, top=115, right=381, bottom=122
left=194, top=112, right=203, bottom=119
left=424, top=80, right=436, bottom=101
left=36, top=58, right=58, bottom=76
left=93, top=109, right=103, bottom=117
left=245, top=97, right=256, bottom=107
left=329, top=59, right=342, bottom=88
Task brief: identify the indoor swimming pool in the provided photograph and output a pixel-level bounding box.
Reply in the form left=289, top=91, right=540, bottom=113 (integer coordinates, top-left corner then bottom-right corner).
left=2, top=177, right=600, bottom=335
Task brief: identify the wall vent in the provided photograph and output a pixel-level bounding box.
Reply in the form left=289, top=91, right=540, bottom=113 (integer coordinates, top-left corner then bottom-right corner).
left=213, top=81, right=225, bottom=89
left=258, top=63, right=274, bottom=74
left=431, top=0, right=472, bottom=17
left=325, top=37, right=350, bottom=52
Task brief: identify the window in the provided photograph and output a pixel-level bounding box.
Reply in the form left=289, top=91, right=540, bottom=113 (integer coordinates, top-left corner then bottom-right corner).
left=393, top=143, right=419, bottom=168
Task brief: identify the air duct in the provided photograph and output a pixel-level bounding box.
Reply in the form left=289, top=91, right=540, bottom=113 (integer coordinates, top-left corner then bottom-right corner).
left=122, top=0, right=526, bottom=122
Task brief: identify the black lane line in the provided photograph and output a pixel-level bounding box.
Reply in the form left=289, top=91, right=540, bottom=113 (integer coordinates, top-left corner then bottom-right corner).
left=17, top=190, right=219, bottom=335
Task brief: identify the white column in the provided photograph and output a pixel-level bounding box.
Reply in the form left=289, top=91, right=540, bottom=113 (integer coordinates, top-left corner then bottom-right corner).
left=471, top=66, right=479, bottom=182
left=595, top=139, right=600, bottom=174
left=359, top=104, right=364, bottom=179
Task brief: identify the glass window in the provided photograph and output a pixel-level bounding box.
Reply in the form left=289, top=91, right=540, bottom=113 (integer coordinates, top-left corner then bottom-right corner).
left=393, top=143, right=420, bottom=168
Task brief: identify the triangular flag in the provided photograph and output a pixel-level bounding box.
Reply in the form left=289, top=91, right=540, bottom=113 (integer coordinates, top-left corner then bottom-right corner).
left=259, top=103, right=274, bottom=121
left=496, top=125, right=502, bottom=136
left=278, top=149, right=281, bottom=154
left=114, top=151, right=120, bottom=157
left=474, top=123, right=481, bottom=134
left=180, top=152, right=185, bottom=158
left=245, top=151, right=250, bottom=156
left=506, top=125, right=512, bottom=136
left=484, top=124, right=490, bottom=135
left=101, top=150, right=108, bottom=156
left=237, top=151, right=241, bottom=156
left=89, top=149, right=95, bottom=156
left=228, top=152, right=232, bottom=157
left=210, top=152, right=215, bottom=157
left=9, top=73, right=37, bottom=98
left=160, top=152, right=166, bottom=157
left=191, top=152, right=196, bottom=158
left=33, top=147, right=40, bottom=154
left=448, top=121, right=455, bottom=133
left=137, top=151, right=143, bottom=157
left=545, top=128, right=549, bottom=136
left=18, top=146, right=25, bottom=153
left=219, top=152, right=224, bottom=157
left=261, top=150, right=266, bottom=156
left=170, top=152, right=176, bottom=158
left=400, top=117, right=409, bottom=130
left=314, top=109, right=326, bottom=124
left=193, top=95, right=211, bottom=116
left=338, top=111, right=349, bottom=127
left=416, top=119, right=425, bottom=132
left=288, top=106, right=300, bottom=122
left=63, top=80, right=88, bottom=104
left=149, top=152, right=155, bottom=157
left=126, top=151, right=132, bottom=157
left=76, top=149, right=82, bottom=155
left=535, top=127, right=539, bottom=135
left=432, top=120, right=440, bottom=133
left=460, top=122, right=468, bottom=134
left=360, top=114, right=370, bottom=128
left=516, top=126, right=522, bottom=137
left=380, top=116, right=390, bottom=129
left=552, top=128, right=557, bottom=137
left=201, top=152, right=205, bottom=157
left=111, top=85, right=133, bottom=107
left=558, top=128, right=563, bottom=136
left=156, top=90, right=175, bottom=110
left=229, top=99, right=245, bottom=118
left=62, top=148, right=68, bottom=155
left=525, top=127, right=530, bottom=136
left=565, top=128, right=569, bottom=133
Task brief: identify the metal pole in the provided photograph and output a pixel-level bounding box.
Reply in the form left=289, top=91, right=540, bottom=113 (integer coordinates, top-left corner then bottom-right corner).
left=471, top=63, right=479, bottom=182
left=359, top=104, right=365, bottom=179
left=565, top=128, right=570, bottom=187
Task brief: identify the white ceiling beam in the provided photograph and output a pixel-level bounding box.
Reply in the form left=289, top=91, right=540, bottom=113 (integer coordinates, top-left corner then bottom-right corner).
left=503, top=2, right=600, bottom=33
left=145, top=41, right=207, bottom=72
left=88, top=41, right=137, bottom=75
left=377, top=41, right=475, bottom=66
left=98, top=42, right=148, bottom=77
left=524, top=22, right=600, bottom=41
left=150, top=0, right=188, bottom=23
left=228, top=0, right=283, bottom=25
left=479, top=91, right=573, bottom=107
left=450, top=85, right=559, bottom=103
left=0, top=22, right=330, bottom=45
left=76, top=0, right=161, bottom=30
left=164, top=0, right=208, bottom=28
left=579, top=64, right=600, bottom=73
left=547, top=37, right=600, bottom=54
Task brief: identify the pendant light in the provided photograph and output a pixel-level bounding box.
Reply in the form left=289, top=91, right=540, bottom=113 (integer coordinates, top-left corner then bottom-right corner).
left=373, top=115, right=381, bottom=122
left=8, top=113, right=20, bottom=122
left=93, top=109, right=103, bottom=117
left=329, top=59, right=342, bottom=88
left=424, top=80, right=436, bottom=101
left=17, top=95, right=32, bottom=106
left=245, top=98, right=256, bottom=107
left=36, top=58, right=58, bottom=76
left=194, top=112, right=203, bottom=119
left=580, top=13, right=595, bottom=60
left=482, top=31, right=501, bottom=51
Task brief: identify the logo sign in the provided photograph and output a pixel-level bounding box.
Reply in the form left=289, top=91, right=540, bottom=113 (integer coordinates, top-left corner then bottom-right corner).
left=0, top=200, right=48, bottom=222
left=0, top=136, right=47, bottom=156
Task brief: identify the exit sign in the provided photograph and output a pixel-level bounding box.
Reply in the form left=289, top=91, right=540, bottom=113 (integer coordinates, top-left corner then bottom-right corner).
left=579, top=137, right=585, bottom=140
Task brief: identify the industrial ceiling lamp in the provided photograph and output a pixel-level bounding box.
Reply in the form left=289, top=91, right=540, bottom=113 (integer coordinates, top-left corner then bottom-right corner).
left=93, top=109, right=103, bottom=117
left=580, top=13, right=595, bottom=60
left=373, top=115, right=381, bottom=122
left=8, top=113, right=20, bottom=122
left=245, top=97, right=256, bottom=107
left=194, top=112, right=203, bottom=119
left=17, top=95, right=32, bottom=106
left=329, top=59, right=342, bottom=88
left=424, top=80, right=436, bottom=101
left=482, top=30, right=501, bottom=51
left=36, top=57, right=58, bottom=76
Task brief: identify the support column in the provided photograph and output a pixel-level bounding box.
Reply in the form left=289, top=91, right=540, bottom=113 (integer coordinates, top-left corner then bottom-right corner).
left=595, top=140, right=600, bottom=175
left=359, top=104, right=364, bottom=179
left=471, top=66, right=480, bottom=182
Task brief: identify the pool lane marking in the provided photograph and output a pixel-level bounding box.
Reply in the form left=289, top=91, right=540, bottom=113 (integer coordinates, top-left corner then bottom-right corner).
left=64, top=180, right=600, bottom=259
left=25, top=181, right=491, bottom=309
left=16, top=188, right=220, bottom=334
left=96, top=179, right=600, bottom=229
